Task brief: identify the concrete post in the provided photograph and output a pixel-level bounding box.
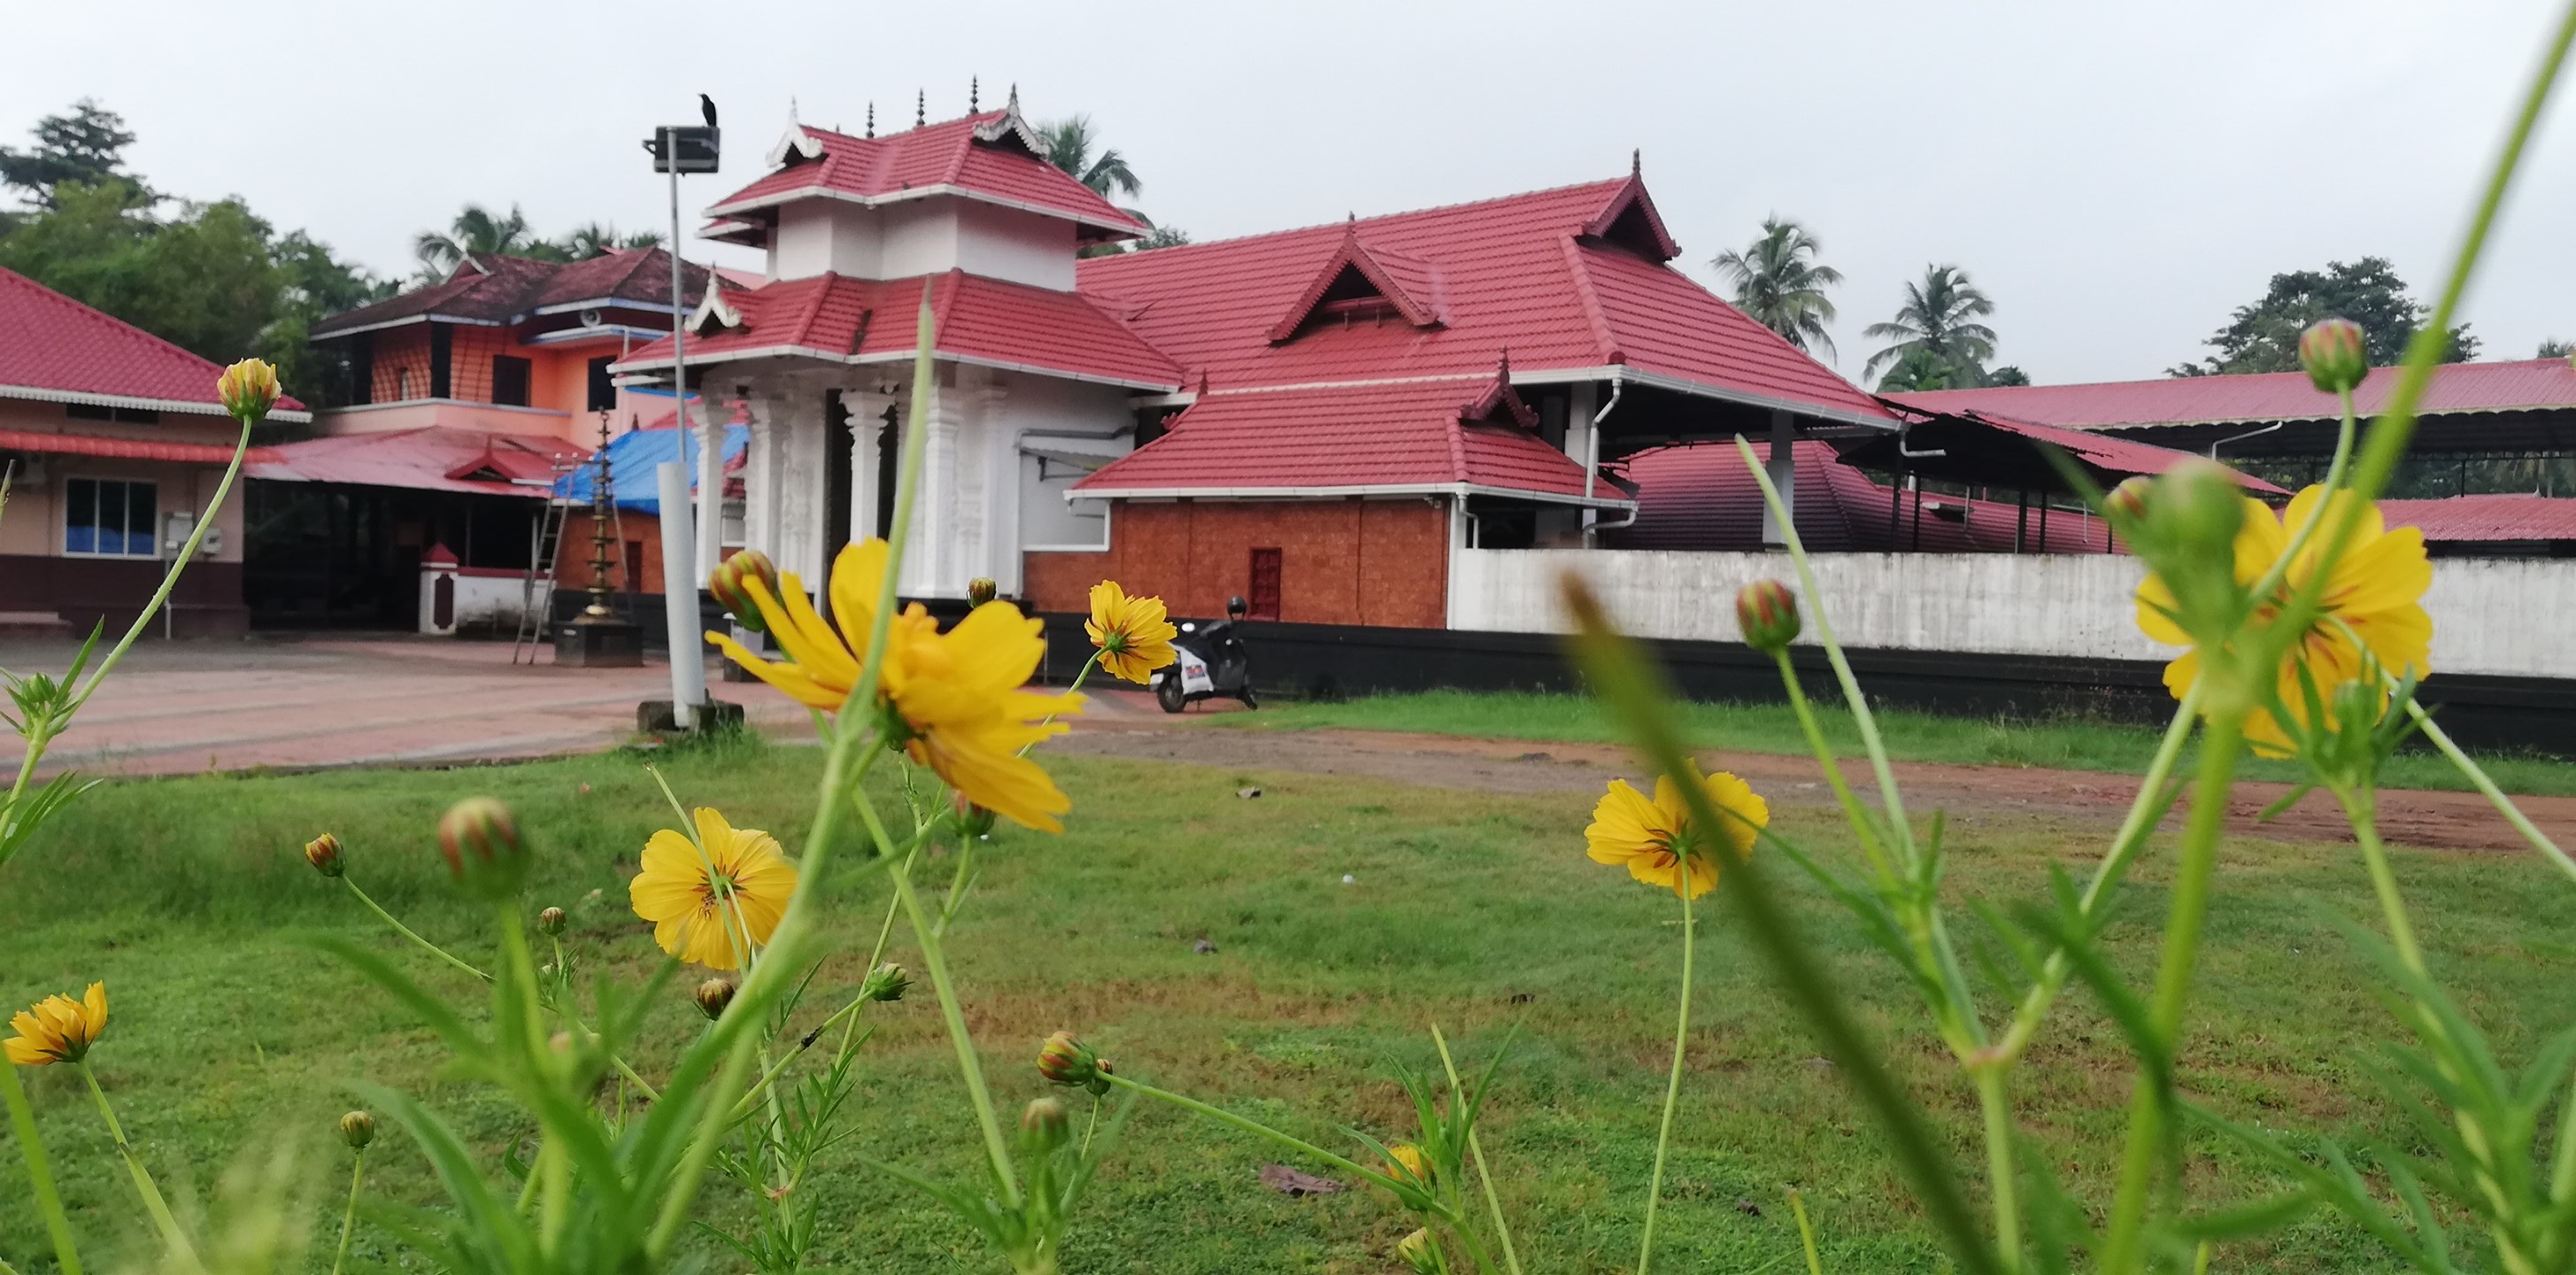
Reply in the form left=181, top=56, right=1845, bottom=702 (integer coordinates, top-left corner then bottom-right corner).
left=1762, top=408, right=1798, bottom=545
left=657, top=460, right=706, bottom=729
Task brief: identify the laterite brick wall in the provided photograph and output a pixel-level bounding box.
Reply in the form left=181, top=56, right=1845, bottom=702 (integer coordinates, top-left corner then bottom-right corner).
left=1022, top=497, right=1450, bottom=628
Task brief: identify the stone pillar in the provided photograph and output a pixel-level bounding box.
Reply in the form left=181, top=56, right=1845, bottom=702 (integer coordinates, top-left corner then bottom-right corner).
left=740, top=393, right=782, bottom=561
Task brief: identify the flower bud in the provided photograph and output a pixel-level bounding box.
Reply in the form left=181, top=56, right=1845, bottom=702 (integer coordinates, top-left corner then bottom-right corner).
left=860, top=962, right=909, bottom=1003
left=435, top=798, right=528, bottom=900
left=1387, top=1142, right=1433, bottom=1187
left=2297, top=317, right=2369, bottom=394
left=217, top=358, right=282, bottom=423
left=694, top=977, right=737, bottom=1021
left=537, top=906, right=567, bottom=936
left=338, top=1110, right=374, bottom=1151
left=1037, top=1031, right=1109, bottom=1093
left=303, top=831, right=345, bottom=878
left=1397, top=1229, right=1440, bottom=1275
left=2152, top=460, right=2248, bottom=564
left=707, top=549, right=780, bottom=634
left=1020, top=1096, right=1070, bottom=1155
left=948, top=793, right=998, bottom=841
left=2105, top=475, right=2154, bottom=525
left=1734, top=580, right=1801, bottom=653
left=967, top=576, right=999, bottom=607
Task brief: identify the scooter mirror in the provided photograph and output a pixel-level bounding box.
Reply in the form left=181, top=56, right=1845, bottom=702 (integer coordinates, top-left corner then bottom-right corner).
left=1179, top=622, right=1197, bottom=633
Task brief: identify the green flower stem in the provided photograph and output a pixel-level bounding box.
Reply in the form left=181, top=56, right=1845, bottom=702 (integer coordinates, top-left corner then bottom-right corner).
left=1100, top=1072, right=1399, bottom=1193
left=0, top=1251, right=19, bottom=1275
left=1768, top=648, right=1892, bottom=877
left=882, top=836, right=1022, bottom=1208
left=76, top=1061, right=197, bottom=1270
left=1432, top=1029, right=1523, bottom=1275
left=341, top=877, right=490, bottom=982
left=1636, top=867, right=1695, bottom=1275
left=726, top=849, right=916, bottom=1125
left=1973, top=1067, right=2022, bottom=1273
left=2099, top=701, right=2248, bottom=1275
left=2334, top=788, right=2427, bottom=976
left=1789, top=1188, right=1824, bottom=1275
left=1736, top=437, right=1915, bottom=864
left=329, top=1149, right=366, bottom=1275
left=2398, top=692, right=2576, bottom=885
left=1, top=1061, right=81, bottom=1275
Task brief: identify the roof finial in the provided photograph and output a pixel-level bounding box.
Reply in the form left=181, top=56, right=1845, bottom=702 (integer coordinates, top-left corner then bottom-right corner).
left=788, top=96, right=800, bottom=126
left=1197, top=368, right=1211, bottom=397
left=1498, top=347, right=1512, bottom=382
left=916, top=89, right=926, bottom=128
left=865, top=102, right=875, bottom=138
left=1631, top=147, right=1642, bottom=177
left=970, top=76, right=980, bottom=112
left=1007, top=82, right=1021, bottom=113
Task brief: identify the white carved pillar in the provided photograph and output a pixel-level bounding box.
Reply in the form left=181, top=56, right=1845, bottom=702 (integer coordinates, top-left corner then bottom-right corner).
left=741, top=393, right=782, bottom=562
left=973, top=373, right=1014, bottom=595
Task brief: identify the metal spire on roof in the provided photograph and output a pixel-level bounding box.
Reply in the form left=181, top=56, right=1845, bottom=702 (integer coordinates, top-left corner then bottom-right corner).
left=866, top=102, right=875, bottom=138
left=788, top=96, right=799, bottom=126
left=916, top=90, right=926, bottom=127
left=1631, top=148, right=1642, bottom=177
left=1007, top=82, right=1020, bottom=114
left=971, top=77, right=980, bottom=112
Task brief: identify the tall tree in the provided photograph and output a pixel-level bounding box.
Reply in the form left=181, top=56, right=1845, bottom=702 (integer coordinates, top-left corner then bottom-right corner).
left=0, top=99, right=149, bottom=210
left=2171, top=257, right=2476, bottom=376
left=413, top=204, right=553, bottom=278
left=555, top=222, right=663, bottom=259
left=1711, top=217, right=1843, bottom=360
left=1863, top=265, right=1999, bottom=389
left=2541, top=337, right=2572, bottom=359
left=1037, top=116, right=1141, bottom=202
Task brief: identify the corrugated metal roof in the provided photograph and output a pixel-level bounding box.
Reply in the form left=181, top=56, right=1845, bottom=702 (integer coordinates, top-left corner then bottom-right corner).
left=1608, top=440, right=2119, bottom=553
left=0, top=267, right=307, bottom=418
left=2379, top=493, right=2576, bottom=543
left=1892, top=358, right=2576, bottom=429
left=311, top=249, right=717, bottom=338
left=248, top=427, right=582, bottom=498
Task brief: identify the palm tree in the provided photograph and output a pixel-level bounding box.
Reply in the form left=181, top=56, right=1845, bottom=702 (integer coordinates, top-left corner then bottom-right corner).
left=413, top=204, right=546, bottom=278
left=1711, top=217, right=1843, bottom=360
left=556, top=222, right=665, bottom=259
left=1037, top=115, right=1141, bottom=202
left=1863, top=265, right=1999, bottom=389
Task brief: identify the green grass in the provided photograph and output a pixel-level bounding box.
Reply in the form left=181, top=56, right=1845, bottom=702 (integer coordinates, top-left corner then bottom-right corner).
left=1213, top=688, right=2576, bottom=796
left=3, top=735, right=2572, bottom=1272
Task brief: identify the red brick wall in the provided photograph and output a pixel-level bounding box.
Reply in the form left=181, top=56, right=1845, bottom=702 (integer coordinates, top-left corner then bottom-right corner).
left=1022, top=498, right=1450, bottom=629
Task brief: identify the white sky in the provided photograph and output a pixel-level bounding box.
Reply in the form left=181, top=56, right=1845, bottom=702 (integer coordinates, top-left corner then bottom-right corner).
left=6, top=0, right=2572, bottom=385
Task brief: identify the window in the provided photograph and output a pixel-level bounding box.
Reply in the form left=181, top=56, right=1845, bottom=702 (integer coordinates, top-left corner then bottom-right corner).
left=65, top=478, right=158, bottom=557
left=492, top=355, right=533, bottom=407
left=586, top=356, right=616, bottom=413
left=1247, top=547, right=1283, bottom=620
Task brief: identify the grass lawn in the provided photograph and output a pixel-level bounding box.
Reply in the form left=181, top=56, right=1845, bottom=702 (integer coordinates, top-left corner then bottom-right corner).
left=1213, top=688, right=2576, bottom=796
left=4, top=735, right=2572, bottom=1272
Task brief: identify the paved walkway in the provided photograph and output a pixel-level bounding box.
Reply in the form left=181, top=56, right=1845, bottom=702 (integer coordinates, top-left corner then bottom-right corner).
left=0, top=635, right=814, bottom=778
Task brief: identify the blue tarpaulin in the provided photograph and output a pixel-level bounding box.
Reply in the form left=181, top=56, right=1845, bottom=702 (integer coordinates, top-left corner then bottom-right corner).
left=553, top=424, right=748, bottom=512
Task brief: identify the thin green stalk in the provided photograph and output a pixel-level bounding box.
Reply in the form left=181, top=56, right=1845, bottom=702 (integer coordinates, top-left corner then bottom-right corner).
left=2, top=1062, right=81, bottom=1275
left=2100, top=703, right=2248, bottom=1275
left=1103, top=1072, right=1395, bottom=1190
left=1789, top=1188, right=1824, bottom=1275
left=2336, top=788, right=2427, bottom=976
left=1769, top=648, right=1892, bottom=877
left=1975, top=1068, right=2022, bottom=1273
left=2400, top=693, right=2576, bottom=884
left=1433, top=1028, right=1523, bottom=1275
left=77, top=1062, right=197, bottom=1270
left=1737, top=437, right=1915, bottom=862
left=886, top=846, right=1021, bottom=1207
left=1637, top=864, right=1695, bottom=1275
left=342, top=878, right=490, bottom=981
left=0, top=1251, right=19, bottom=1275
left=329, top=1150, right=365, bottom=1275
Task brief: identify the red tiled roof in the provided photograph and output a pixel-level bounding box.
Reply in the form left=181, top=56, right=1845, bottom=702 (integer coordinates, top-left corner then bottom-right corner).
left=247, top=427, right=583, bottom=498
left=706, top=113, right=1145, bottom=239
left=1892, top=358, right=2576, bottom=429
left=0, top=267, right=309, bottom=420
left=613, top=270, right=1183, bottom=390
left=1076, top=179, right=1892, bottom=425
left=0, top=428, right=276, bottom=467
left=2378, top=493, right=2576, bottom=544
left=1073, top=373, right=1620, bottom=502
left=1609, top=440, right=2118, bottom=553
left=310, top=249, right=715, bottom=339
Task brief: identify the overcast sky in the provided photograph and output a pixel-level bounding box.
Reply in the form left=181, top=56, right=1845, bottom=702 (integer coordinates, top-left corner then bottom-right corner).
left=7, top=0, right=2572, bottom=385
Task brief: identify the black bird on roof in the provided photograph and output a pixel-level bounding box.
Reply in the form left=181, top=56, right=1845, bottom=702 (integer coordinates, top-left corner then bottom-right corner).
left=699, top=95, right=718, bottom=129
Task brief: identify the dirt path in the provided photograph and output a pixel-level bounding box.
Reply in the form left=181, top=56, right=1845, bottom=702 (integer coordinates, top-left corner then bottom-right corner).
left=1061, top=692, right=2576, bottom=854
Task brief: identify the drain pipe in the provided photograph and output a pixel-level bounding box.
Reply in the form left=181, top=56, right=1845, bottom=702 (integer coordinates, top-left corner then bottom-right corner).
left=1581, top=372, right=1624, bottom=545
left=2209, top=421, right=2284, bottom=460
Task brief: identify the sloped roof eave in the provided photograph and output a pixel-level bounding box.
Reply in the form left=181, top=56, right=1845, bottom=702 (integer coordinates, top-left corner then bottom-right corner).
left=1065, top=480, right=1635, bottom=509
left=0, top=382, right=312, bottom=423
left=706, top=182, right=1147, bottom=236
left=611, top=343, right=1182, bottom=393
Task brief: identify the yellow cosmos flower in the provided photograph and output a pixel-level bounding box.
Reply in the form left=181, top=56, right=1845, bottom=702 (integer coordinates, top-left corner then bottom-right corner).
left=1585, top=772, right=1770, bottom=900
left=5, top=982, right=108, bottom=1067
left=1084, top=581, right=1178, bottom=684
left=707, top=539, right=1084, bottom=831
left=2136, top=485, right=2432, bottom=757
left=629, top=808, right=798, bottom=970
